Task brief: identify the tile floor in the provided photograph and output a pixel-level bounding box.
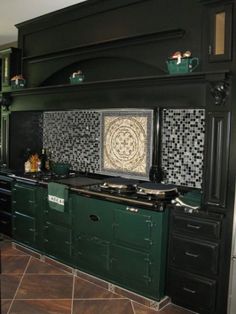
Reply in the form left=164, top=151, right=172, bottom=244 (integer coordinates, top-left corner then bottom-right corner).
left=0, top=239, right=194, bottom=314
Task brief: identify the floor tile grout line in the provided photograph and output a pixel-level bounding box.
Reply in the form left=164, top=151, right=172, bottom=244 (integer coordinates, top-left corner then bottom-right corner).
left=71, top=273, right=76, bottom=314
left=1, top=254, right=30, bottom=256
left=6, top=256, right=32, bottom=314
left=4, top=298, right=74, bottom=301
left=73, top=298, right=131, bottom=301
left=6, top=297, right=129, bottom=301
left=30, top=256, right=72, bottom=275
left=131, top=301, right=136, bottom=314
left=21, top=273, right=74, bottom=276
left=75, top=274, right=123, bottom=297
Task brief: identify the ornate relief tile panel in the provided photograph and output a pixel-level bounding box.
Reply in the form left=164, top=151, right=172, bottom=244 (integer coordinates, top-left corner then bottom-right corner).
left=101, top=110, right=153, bottom=179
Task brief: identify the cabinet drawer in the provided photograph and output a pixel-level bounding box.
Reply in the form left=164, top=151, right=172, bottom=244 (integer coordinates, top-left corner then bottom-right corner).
left=0, top=192, right=11, bottom=213
left=172, top=214, right=221, bottom=239
left=167, top=270, right=216, bottom=313
left=0, top=176, right=12, bottom=190
left=170, top=235, right=219, bottom=276
left=0, top=211, right=12, bottom=236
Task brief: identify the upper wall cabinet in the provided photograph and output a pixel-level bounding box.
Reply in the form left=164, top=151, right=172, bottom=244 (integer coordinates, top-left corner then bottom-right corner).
left=0, top=48, right=21, bottom=92
left=208, top=3, right=233, bottom=62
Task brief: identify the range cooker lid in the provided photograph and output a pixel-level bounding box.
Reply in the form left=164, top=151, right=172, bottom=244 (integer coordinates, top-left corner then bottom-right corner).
left=137, top=182, right=178, bottom=196
left=101, top=177, right=139, bottom=190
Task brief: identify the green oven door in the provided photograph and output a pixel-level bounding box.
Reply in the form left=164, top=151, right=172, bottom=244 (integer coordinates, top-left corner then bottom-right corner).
left=12, top=183, right=37, bottom=216
left=12, top=212, right=36, bottom=247
left=74, top=234, right=110, bottom=276
left=113, top=207, right=153, bottom=251
left=110, top=244, right=153, bottom=297
left=44, top=222, right=72, bottom=264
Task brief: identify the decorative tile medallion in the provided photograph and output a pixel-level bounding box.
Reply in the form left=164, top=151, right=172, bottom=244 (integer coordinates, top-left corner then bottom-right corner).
left=101, top=110, right=153, bottom=179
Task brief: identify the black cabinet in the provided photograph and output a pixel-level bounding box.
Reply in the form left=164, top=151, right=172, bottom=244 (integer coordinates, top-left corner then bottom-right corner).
left=0, top=175, right=13, bottom=237
left=167, top=270, right=217, bottom=314
left=0, top=48, right=21, bottom=92
left=169, top=235, right=219, bottom=276
left=208, top=3, right=233, bottom=62
left=167, top=209, right=223, bottom=314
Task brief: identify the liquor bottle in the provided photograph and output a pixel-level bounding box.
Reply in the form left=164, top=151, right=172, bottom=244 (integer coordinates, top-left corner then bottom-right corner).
left=40, top=148, right=47, bottom=172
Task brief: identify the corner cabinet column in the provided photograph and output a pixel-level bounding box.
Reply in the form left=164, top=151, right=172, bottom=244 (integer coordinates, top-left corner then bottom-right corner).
left=204, top=111, right=230, bottom=209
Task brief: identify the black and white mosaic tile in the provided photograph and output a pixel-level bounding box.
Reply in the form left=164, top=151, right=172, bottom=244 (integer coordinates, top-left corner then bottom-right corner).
left=42, top=108, right=205, bottom=188
left=43, top=110, right=100, bottom=173
left=161, top=109, right=205, bottom=188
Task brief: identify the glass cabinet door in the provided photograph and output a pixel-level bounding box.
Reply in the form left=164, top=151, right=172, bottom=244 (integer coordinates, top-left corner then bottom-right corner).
left=209, top=4, right=232, bottom=62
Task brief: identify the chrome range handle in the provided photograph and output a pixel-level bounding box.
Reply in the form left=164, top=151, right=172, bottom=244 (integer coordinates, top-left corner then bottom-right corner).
left=172, top=197, right=199, bottom=212
left=126, top=207, right=139, bottom=213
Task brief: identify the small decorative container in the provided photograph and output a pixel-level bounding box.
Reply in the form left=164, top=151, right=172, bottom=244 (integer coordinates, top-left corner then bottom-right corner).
left=11, top=75, right=26, bottom=89
left=69, top=70, right=84, bottom=84
left=167, top=57, right=199, bottom=75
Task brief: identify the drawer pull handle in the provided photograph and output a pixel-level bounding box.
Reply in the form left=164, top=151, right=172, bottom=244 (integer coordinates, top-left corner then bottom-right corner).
left=0, top=220, right=8, bottom=224
left=0, top=198, right=7, bottom=202
left=185, top=251, right=199, bottom=258
left=126, top=207, right=139, bottom=213
left=187, top=224, right=200, bottom=230
left=183, top=287, right=196, bottom=294
left=89, top=214, right=100, bottom=222
left=0, top=181, right=8, bottom=185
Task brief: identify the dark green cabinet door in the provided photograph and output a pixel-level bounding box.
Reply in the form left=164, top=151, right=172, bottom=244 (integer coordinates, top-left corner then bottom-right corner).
left=113, top=208, right=153, bottom=251
left=12, top=183, right=37, bottom=216
left=12, top=212, right=36, bottom=247
left=44, top=222, right=72, bottom=264
left=72, top=195, right=113, bottom=240
left=110, top=244, right=155, bottom=297
left=74, top=235, right=110, bottom=276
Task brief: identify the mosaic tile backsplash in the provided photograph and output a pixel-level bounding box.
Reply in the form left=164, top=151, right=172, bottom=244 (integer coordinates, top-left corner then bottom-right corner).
left=42, top=108, right=205, bottom=188
left=161, top=109, right=205, bottom=188
left=43, top=111, right=100, bottom=173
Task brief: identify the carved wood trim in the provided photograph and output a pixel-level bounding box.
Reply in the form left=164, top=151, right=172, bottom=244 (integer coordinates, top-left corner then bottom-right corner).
left=205, top=111, right=230, bottom=208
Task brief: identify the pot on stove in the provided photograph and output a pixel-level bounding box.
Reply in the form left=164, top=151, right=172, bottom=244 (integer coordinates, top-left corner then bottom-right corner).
left=51, top=162, right=70, bottom=176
